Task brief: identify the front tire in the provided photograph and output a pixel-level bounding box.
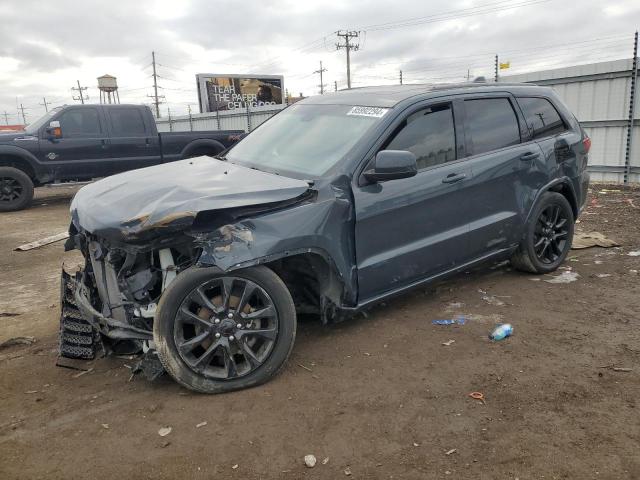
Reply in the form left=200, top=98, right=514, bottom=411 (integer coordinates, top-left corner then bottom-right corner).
left=154, top=266, right=296, bottom=393
left=511, top=192, right=575, bottom=274
left=0, top=167, right=34, bottom=212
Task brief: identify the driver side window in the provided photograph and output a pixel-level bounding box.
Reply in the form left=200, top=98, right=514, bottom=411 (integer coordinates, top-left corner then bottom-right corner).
left=57, top=109, right=102, bottom=138
left=382, top=103, right=456, bottom=170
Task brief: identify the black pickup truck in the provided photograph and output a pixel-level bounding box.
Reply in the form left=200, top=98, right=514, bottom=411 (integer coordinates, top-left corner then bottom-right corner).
left=0, top=104, right=242, bottom=211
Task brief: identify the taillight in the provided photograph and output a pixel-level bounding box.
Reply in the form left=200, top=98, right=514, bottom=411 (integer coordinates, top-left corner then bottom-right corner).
left=582, top=135, right=591, bottom=153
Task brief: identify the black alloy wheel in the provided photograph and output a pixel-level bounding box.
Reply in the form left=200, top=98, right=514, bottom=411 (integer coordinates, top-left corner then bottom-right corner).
left=533, top=204, right=570, bottom=265
left=511, top=191, right=575, bottom=274
left=0, top=167, right=34, bottom=212
left=174, top=276, right=278, bottom=380
left=154, top=265, right=296, bottom=393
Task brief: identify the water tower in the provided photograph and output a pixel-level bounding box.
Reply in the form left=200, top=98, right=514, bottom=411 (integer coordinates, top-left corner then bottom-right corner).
left=97, top=74, right=120, bottom=104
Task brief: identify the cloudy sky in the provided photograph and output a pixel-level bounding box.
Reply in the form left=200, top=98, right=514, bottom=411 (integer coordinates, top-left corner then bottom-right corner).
left=0, top=0, right=638, bottom=124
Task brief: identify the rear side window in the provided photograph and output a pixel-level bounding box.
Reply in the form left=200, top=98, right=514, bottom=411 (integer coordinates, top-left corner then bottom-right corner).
left=464, top=98, right=520, bottom=155
left=384, top=103, right=456, bottom=170
left=517, top=97, right=567, bottom=139
left=58, top=109, right=102, bottom=137
left=109, top=108, right=147, bottom=136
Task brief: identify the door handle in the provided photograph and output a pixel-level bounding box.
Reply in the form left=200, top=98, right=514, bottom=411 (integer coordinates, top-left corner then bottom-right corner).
left=442, top=172, right=466, bottom=184
left=520, top=151, right=539, bottom=161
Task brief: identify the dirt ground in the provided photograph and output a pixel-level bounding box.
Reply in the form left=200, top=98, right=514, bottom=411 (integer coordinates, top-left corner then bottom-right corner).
left=1, top=184, right=639, bottom=480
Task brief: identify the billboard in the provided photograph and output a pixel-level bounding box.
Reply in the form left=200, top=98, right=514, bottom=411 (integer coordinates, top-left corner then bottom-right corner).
left=196, top=74, right=284, bottom=113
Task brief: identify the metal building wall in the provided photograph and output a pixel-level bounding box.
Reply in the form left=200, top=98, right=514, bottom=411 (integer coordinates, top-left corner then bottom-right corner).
left=156, top=104, right=286, bottom=134
left=502, top=58, right=639, bottom=183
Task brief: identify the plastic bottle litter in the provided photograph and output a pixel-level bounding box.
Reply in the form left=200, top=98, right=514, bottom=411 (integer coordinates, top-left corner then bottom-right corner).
left=489, top=324, right=513, bottom=341
left=432, top=315, right=467, bottom=326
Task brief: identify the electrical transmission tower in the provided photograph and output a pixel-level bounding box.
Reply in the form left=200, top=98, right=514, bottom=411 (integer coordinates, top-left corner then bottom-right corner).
left=148, top=51, right=165, bottom=118
left=72, top=80, right=89, bottom=104
left=336, top=30, right=360, bottom=89
left=314, top=61, right=328, bottom=94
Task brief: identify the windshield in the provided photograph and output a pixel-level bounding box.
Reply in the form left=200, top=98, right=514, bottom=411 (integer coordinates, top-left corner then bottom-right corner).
left=225, top=104, right=389, bottom=177
left=25, top=107, right=62, bottom=134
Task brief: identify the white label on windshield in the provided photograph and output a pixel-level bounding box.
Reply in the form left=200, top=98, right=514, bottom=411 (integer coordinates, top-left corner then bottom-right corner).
left=347, top=106, right=389, bottom=118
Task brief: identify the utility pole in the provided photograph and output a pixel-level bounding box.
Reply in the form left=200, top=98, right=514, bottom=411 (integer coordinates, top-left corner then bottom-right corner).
left=334, top=81, right=338, bottom=92
left=72, top=80, right=88, bottom=104
left=40, top=97, right=51, bottom=112
left=149, top=51, right=162, bottom=118
left=467, top=69, right=471, bottom=82
left=18, top=104, right=27, bottom=124
left=623, top=30, right=638, bottom=184
left=2, top=111, right=10, bottom=125
left=399, top=70, right=403, bottom=85
left=494, top=55, right=499, bottom=82
left=314, top=61, right=328, bottom=94
left=336, top=30, right=360, bottom=89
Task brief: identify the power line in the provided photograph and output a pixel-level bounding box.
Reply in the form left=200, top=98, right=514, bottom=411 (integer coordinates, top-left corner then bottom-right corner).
left=336, top=31, right=360, bottom=89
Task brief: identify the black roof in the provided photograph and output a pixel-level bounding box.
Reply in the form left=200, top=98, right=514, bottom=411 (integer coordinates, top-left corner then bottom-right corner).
left=302, top=82, right=549, bottom=108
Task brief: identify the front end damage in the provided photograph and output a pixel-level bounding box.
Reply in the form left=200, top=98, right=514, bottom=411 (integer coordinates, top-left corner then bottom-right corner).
left=60, top=232, right=200, bottom=379
left=58, top=158, right=356, bottom=381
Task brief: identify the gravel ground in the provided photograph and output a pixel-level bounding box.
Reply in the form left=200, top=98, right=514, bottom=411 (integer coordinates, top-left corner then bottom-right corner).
left=1, top=184, right=639, bottom=480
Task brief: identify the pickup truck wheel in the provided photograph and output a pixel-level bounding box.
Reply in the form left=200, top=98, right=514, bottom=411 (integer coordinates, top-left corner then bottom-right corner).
left=0, top=167, right=34, bottom=212
left=511, top=192, right=574, bottom=274
left=154, top=265, right=296, bottom=393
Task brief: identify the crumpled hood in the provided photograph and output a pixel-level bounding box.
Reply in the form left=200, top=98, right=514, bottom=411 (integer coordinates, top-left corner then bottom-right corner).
left=70, top=156, right=310, bottom=241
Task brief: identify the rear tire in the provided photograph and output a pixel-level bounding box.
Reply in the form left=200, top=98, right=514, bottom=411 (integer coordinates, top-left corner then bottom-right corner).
left=0, top=167, right=34, bottom=212
left=511, top=192, right=575, bottom=274
left=154, top=265, right=296, bottom=394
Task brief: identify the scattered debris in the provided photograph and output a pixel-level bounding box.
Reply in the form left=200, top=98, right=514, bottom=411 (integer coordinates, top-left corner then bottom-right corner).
left=544, top=271, right=579, bottom=284
left=14, top=232, right=69, bottom=251
left=0, top=312, right=21, bottom=318
left=478, top=289, right=506, bottom=306
left=572, top=232, right=619, bottom=249
left=0, top=336, right=36, bottom=349
left=432, top=316, right=467, bottom=326
left=161, top=440, right=171, bottom=448
left=304, top=455, right=317, bottom=468
left=322, top=457, right=330, bottom=465
left=445, top=449, right=457, bottom=455
left=628, top=250, right=640, bottom=257
left=158, top=426, right=172, bottom=437
left=413, top=442, right=420, bottom=447
left=101, top=423, right=109, bottom=429
left=72, top=367, right=94, bottom=378
left=626, top=198, right=638, bottom=208
left=298, top=364, right=313, bottom=372
left=489, top=324, right=513, bottom=341
left=442, top=340, right=455, bottom=346
left=595, top=273, right=612, bottom=278
left=594, top=260, right=603, bottom=264
left=196, top=421, right=207, bottom=428
left=232, top=464, right=239, bottom=470
left=469, top=392, right=486, bottom=405
left=24, top=390, right=38, bottom=394
left=344, top=467, right=352, bottom=476
left=599, top=365, right=632, bottom=372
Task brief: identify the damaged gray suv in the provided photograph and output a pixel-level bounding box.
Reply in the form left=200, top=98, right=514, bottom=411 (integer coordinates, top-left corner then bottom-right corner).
left=61, top=83, right=590, bottom=393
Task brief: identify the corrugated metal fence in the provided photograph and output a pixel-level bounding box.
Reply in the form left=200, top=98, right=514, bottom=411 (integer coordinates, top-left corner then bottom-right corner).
left=503, top=58, right=639, bottom=183
left=156, top=104, right=286, bottom=134
left=157, top=58, right=639, bottom=184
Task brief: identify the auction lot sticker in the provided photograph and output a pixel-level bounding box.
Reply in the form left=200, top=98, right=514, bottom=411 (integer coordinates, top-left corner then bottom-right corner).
left=347, top=106, right=389, bottom=118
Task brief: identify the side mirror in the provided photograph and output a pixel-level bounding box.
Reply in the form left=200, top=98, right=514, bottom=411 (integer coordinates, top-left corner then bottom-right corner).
left=45, top=121, right=62, bottom=140
left=364, top=150, right=418, bottom=183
